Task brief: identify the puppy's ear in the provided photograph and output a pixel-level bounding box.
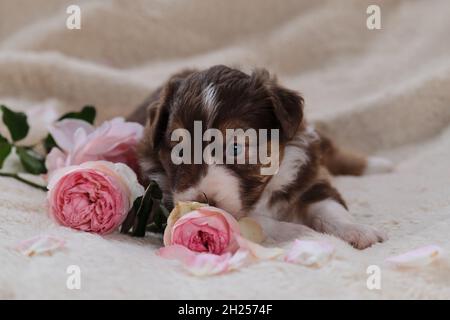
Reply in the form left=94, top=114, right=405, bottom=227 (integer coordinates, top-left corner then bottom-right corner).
left=147, top=78, right=181, bottom=150
left=252, top=69, right=304, bottom=139
left=270, top=84, right=304, bottom=139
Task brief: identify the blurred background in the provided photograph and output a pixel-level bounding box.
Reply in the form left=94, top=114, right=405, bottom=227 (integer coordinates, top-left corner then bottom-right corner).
left=1, top=0, right=449, bottom=155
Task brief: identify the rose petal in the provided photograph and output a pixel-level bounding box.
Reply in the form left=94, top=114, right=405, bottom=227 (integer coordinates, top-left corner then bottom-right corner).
left=45, top=147, right=68, bottom=177
left=46, top=117, right=144, bottom=177
left=48, top=161, right=144, bottom=205
left=156, top=244, right=198, bottom=264
left=163, top=201, right=207, bottom=246
left=47, top=161, right=144, bottom=234
left=227, top=249, right=252, bottom=270
left=163, top=204, right=241, bottom=254
left=48, top=119, right=94, bottom=152
left=80, top=117, right=143, bottom=156
left=158, top=245, right=251, bottom=276
left=198, top=206, right=241, bottom=236
left=183, top=252, right=232, bottom=276
left=236, top=235, right=284, bottom=260
left=285, top=240, right=334, bottom=267
left=14, top=235, right=65, bottom=257
left=238, top=217, right=265, bottom=244
left=386, top=245, right=444, bottom=269
left=84, top=161, right=145, bottom=204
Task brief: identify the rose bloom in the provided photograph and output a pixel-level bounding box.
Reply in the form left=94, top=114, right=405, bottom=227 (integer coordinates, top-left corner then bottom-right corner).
left=159, top=202, right=287, bottom=276
left=47, top=161, right=144, bottom=234
left=45, top=117, right=143, bottom=176
left=163, top=202, right=241, bottom=255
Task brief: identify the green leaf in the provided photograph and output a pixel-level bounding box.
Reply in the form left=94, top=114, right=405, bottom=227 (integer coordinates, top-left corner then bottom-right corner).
left=0, top=133, right=8, bottom=144
left=120, top=196, right=142, bottom=234
left=0, top=139, right=12, bottom=169
left=159, top=204, right=170, bottom=218
left=146, top=223, right=160, bottom=233
left=0, top=105, right=30, bottom=142
left=16, top=147, right=47, bottom=174
left=132, top=181, right=167, bottom=237
left=59, top=105, right=96, bottom=124
left=132, top=185, right=156, bottom=237
left=146, top=222, right=167, bottom=234
left=43, top=134, right=58, bottom=153
left=154, top=205, right=168, bottom=230
left=149, top=181, right=163, bottom=200
left=120, top=180, right=169, bottom=236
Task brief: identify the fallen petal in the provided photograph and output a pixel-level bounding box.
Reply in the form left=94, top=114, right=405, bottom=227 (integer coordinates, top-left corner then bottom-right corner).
left=386, top=245, right=444, bottom=269
left=15, top=235, right=65, bottom=257
left=158, top=245, right=253, bottom=276
left=156, top=244, right=198, bottom=264
left=284, top=239, right=334, bottom=267
left=227, top=249, right=252, bottom=270
left=157, top=245, right=230, bottom=276
left=184, top=252, right=232, bottom=276
left=236, top=235, right=284, bottom=260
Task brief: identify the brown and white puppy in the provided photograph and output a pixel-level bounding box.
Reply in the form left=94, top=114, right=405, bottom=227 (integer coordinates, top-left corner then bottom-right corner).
left=129, top=65, right=393, bottom=249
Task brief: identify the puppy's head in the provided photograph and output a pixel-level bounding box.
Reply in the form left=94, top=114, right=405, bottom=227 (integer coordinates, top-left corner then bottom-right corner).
left=141, top=65, right=304, bottom=217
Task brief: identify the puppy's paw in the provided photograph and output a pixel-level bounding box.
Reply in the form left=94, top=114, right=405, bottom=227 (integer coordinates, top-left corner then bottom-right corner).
left=339, top=223, right=388, bottom=249
left=363, top=157, right=394, bottom=175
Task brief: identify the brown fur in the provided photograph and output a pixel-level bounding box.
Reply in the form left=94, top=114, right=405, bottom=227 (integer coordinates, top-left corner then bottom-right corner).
left=319, top=133, right=367, bottom=176
left=131, top=65, right=368, bottom=217
left=135, top=66, right=305, bottom=210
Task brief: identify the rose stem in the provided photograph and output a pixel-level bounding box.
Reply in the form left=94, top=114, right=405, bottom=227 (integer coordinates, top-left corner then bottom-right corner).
left=202, top=192, right=209, bottom=205
left=0, top=172, right=48, bottom=191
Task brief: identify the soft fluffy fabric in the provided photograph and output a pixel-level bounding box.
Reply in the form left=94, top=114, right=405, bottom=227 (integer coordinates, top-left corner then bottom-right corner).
left=1, top=0, right=449, bottom=299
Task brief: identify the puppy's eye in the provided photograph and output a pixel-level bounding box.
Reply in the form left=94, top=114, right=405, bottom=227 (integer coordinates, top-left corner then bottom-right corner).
left=228, top=143, right=243, bottom=157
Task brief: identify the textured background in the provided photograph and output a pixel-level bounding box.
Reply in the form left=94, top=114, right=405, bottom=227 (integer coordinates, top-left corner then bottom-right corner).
left=0, top=0, right=449, bottom=299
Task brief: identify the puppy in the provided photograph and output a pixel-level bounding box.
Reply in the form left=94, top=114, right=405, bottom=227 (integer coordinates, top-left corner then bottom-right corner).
left=129, top=65, right=392, bottom=249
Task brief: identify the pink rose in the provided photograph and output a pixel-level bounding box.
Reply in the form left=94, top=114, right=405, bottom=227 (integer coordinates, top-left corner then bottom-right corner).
left=47, top=161, right=144, bottom=234
left=163, top=203, right=241, bottom=255
left=158, top=203, right=337, bottom=276
left=158, top=202, right=245, bottom=276
left=45, top=117, right=143, bottom=176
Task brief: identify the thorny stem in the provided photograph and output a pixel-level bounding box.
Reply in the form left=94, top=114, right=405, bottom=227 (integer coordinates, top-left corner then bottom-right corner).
left=0, top=172, right=47, bottom=191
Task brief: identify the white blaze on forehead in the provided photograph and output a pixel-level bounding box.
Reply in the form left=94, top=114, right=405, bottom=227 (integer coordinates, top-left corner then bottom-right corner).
left=172, top=165, right=243, bottom=217
left=202, top=83, right=218, bottom=112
